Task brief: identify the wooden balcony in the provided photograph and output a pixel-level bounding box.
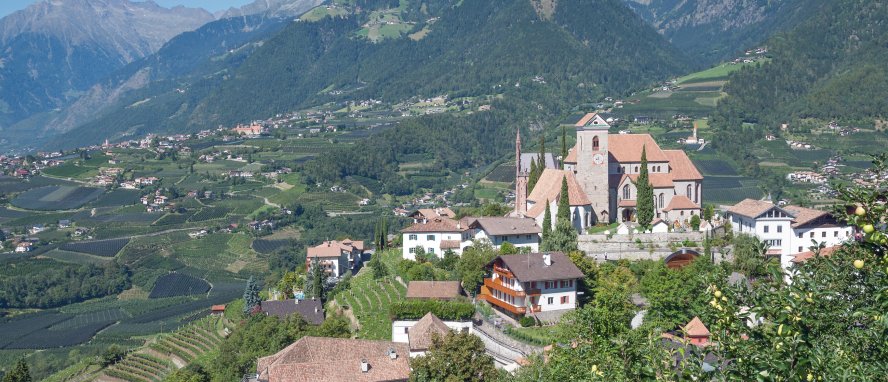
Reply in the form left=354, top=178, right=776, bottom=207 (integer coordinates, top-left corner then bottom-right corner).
left=478, top=288, right=541, bottom=316
left=492, top=264, right=514, bottom=278
left=484, top=278, right=524, bottom=297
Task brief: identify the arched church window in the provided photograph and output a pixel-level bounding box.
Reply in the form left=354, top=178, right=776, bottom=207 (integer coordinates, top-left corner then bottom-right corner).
left=623, top=185, right=630, bottom=200
left=686, top=184, right=692, bottom=199
left=659, top=193, right=665, bottom=209
left=592, top=136, right=599, bottom=151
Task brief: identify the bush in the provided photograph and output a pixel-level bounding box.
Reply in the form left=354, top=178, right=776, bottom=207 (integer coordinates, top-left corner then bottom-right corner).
left=389, top=299, right=475, bottom=321
left=519, top=316, right=536, bottom=327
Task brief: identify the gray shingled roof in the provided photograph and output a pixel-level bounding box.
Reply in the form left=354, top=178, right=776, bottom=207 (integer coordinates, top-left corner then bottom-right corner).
left=467, top=217, right=541, bottom=236
left=260, top=299, right=325, bottom=325
left=490, top=252, right=584, bottom=282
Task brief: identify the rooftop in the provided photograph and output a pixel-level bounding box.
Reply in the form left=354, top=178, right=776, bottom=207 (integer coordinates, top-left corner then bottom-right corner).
left=467, top=217, right=541, bottom=236
left=408, top=313, right=450, bottom=351
left=406, top=281, right=464, bottom=300
left=256, top=337, right=409, bottom=382
left=489, top=252, right=584, bottom=282
left=401, top=217, right=464, bottom=233
left=307, top=239, right=364, bottom=258
left=527, top=169, right=591, bottom=207
left=260, top=299, right=325, bottom=325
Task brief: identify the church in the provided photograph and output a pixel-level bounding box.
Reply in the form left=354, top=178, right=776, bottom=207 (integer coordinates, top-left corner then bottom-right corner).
left=514, top=113, right=704, bottom=231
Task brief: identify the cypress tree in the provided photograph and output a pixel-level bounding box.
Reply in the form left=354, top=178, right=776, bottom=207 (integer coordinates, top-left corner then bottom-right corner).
left=542, top=198, right=552, bottom=239
left=557, top=177, right=571, bottom=223
left=528, top=159, right=540, bottom=192
left=539, top=134, right=546, bottom=167
left=561, top=125, right=567, bottom=167
left=636, top=145, right=655, bottom=230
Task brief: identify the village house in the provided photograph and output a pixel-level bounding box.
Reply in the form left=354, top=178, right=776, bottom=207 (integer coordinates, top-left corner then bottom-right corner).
left=479, top=252, right=584, bottom=319
left=726, top=199, right=854, bottom=271
left=251, top=337, right=409, bottom=382
left=232, top=123, right=264, bottom=137
left=305, top=239, right=365, bottom=278
left=514, top=113, right=704, bottom=231
left=462, top=217, right=541, bottom=252
left=259, top=298, right=325, bottom=325
left=15, top=242, right=33, bottom=253
left=401, top=216, right=467, bottom=260
left=391, top=312, right=471, bottom=358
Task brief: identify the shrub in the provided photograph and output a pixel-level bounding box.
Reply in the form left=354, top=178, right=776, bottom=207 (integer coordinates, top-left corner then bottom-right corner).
left=389, top=299, right=475, bottom=321
left=519, top=316, right=536, bottom=327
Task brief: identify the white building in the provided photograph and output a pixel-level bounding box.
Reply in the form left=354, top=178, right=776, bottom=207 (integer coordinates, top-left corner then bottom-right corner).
left=391, top=313, right=472, bottom=357
left=305, top=239, right=365, bottom=278
left=401, top=217, right=467, bottom=260
left=479, top=252, right=584, bottom=317
left=726, top=199, right=853, bottom=270
left=463, top=217, right=541, bottom=252
left=401, top=214, right=541, bottom=260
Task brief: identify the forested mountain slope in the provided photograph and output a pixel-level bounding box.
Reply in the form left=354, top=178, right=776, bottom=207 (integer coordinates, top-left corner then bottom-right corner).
left=623, top=0, right=818, bottom=65
left=710, top=0, right=888, bottom=170
left=0, top=0, right=213, bottom=129
left=51, top=0, right=688, bottom=149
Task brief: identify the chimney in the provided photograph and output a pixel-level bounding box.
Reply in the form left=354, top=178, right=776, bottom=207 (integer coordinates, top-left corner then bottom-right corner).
left=314, top=306, right=319, bottom=314
left=543, top=253, right=552, bottom=266
left=295, top=298, right=299, bottom=305
left=361, top=359, right=369, bottom=373
left=388, top=348, right=398, bottom=359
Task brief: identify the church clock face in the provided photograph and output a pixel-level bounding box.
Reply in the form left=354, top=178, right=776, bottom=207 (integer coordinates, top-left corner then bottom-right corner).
left=593, top=153, right=604, bottom=165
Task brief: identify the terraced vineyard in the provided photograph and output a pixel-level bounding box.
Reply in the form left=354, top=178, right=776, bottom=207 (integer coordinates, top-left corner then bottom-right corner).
left=334, top=271, right=406, bottom=340
left=97, top=316, right=230, bottom=382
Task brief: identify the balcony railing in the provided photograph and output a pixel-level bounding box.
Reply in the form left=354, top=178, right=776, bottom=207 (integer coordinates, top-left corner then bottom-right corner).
left=484, top=278, right=524, bottom=297
left=478, top=293, right=541, bottom=315
left=492, top=264, right=514, bottom=278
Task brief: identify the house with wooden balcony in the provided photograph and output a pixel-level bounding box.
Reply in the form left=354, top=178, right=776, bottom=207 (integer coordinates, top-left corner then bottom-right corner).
left=479, top=252, right=584, bottom=318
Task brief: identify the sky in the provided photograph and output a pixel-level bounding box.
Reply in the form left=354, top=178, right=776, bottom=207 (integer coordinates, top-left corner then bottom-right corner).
left=0, top=0, right=255, bottom=18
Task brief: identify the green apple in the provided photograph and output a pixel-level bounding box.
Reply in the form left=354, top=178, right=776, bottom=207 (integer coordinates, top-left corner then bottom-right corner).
left=854, top=259, right=865, bottom=269
left=855, top=206, right=866, bottom=216
left=863, top=224, right=875, bottom=234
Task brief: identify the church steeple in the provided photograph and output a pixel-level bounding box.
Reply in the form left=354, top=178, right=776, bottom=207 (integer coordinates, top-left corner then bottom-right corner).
left=515, top=129, right=523, bottom=174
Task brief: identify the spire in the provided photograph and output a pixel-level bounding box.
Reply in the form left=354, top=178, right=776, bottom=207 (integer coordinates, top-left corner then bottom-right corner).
left=515, top=128, right=522, bottom=175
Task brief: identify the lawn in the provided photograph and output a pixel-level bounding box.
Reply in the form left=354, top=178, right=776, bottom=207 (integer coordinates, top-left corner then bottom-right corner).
left=677, top=61, right=761, bottom=84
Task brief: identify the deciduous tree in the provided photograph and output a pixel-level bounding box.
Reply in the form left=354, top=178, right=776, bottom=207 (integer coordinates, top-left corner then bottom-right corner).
left=410, top=331, right=498, bottom=382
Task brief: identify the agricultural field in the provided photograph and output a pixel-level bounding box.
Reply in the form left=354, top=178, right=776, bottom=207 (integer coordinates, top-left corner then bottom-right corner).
left=333, top=270, right=406, bottom=340
left=188, top=207, right=231, bottom=222
left=148, top=272, right=212, bottom=299
left=484, top=163, right=515, bottom=183
left=91, top=189, right=141, bottom=207
left=43, top=249, right=113, bottom=265
left=60, top=238, right=131, bottom=257
left=41, top=153, right=110, bottom=179
left=252, top=239, right=291, bottom=254
left=11, top=185, right=104, bottom=210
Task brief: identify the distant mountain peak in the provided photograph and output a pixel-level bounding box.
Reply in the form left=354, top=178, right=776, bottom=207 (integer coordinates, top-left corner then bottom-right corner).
left=217, top=0, right=325, bottom=19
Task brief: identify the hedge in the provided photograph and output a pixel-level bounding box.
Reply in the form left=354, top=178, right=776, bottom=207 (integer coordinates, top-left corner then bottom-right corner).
left=389, top=299, right=475, bottom=321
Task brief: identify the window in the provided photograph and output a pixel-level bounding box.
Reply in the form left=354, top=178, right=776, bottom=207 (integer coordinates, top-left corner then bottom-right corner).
left=764, top=225, right=769, bottom=233
left=635, top=166, right=639, bottom=172
left=531, top=281, right=536, bottom=289
left=569, top=280, right=574, bottom=287
left=544, top=281, right=551, bottom=289
left=834, top=231, right=838, bottom=237
left=686, top=185, right=692, bottom=198
left=426, top=235, right=435, bottom=241
left=404, top=327, right=409, bottom=334
left=810, top=232, right=814, bottom=238
left=561, top=296, right=569, bottom=304
left=547, top=297, right=554, bottom=305
left=408, top=247, right=416, bottom=254
left=659, top=194, right=664, bottom=209
left=797, top=233, right=803, bottom=239
left=799, top=246, right=803, bottom=252
left=822, top=232, right=826, bottom=238
left=526, top=235, right=532, bottom=239
left=623, top=184, right=630, bottom=200
left=777, top=225, right=783, bottom=233
left=592, top=136, right=600, bottom=151
left=408, top=234, right=417, bottom=240
left=427, top=248, right=435, bottom=254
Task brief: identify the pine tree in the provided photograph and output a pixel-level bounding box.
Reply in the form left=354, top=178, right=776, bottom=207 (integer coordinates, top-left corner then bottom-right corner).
left=561, top=125, right=567, bottom=167
left=242, top=276, right=260, bottom=315
left=542, top=198, right=552, bottom=239
left=3, top=359, right=31, bottom=382
left=528, top=159, right=540, bottom=192
left=557, top=176, right=571, bottom=223
left=636, top=145, right=655, bottom=230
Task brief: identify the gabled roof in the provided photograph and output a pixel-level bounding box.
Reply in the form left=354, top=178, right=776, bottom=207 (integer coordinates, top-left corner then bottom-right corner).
left=408, top=313, right=451, bottom=351
left=663, top=195, right=699, bottom=211
left=260, top=299, right=325, bottom=325
left=684, top=316, right=710, bottom=337
left=519, top=153, right=557, bottom=173
left=782, top=205, right=834, bottom=228
left=726, top=199, right=792, bottom=219
left=406, top=281, right=464, bottom=300
left=410, top=208, right=456, bottom=219
left=608, top=134, right=669, bottom=162
left=662, top=150, right=703, bottom=180
left=488, top=252, right=584, bottom=282
left=791, top=245, right=841, bottom=263
left=575, top=113, right=610, bottom=129
left=467, top=217, right=541, bottom=236
left=256, top=337, right=410, bottom=382
left=621, top=173, right=675, bottom=188
left=527, top=169, right=591, bottom=206
left=307, top=239, right=364, bottom=258
left=401, top=217, right=464, bottom=233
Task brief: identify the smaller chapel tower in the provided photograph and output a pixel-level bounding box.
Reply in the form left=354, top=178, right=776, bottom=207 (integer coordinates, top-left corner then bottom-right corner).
left=514, top=129, right=528, bottom=217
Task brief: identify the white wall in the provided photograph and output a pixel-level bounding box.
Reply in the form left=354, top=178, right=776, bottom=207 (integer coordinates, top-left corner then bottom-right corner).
left=402, top=231, right=463, bottom=260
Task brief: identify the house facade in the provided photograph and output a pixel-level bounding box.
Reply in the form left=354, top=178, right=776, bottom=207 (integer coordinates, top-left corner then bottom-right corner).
left=401, top=216, right=542, bottom=260
left=401, top=217, right=467, bottom=260
left=463, top=217, right=541, bottom=252
left=306, top=239, right=365, bottom=278
left=726, top=199, right=853, bottom=270
left=391, top=312, right=472, bottom=357
left=479, top=252, right=584, bottom=317
left=514, top=113, right=704, bottom=229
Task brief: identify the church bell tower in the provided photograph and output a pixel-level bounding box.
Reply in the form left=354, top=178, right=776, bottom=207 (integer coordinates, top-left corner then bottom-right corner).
left=575, top=114, right=611, bottom=224
left=514, top=129, right=528, bottom=217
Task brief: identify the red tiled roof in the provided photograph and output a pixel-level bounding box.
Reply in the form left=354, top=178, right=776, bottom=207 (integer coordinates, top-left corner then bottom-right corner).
left=782, top=205, right=832, bottom=228
left=727, top=199, right=780, bottom=219
left=618, top=199, right=636, bottom=207
left=791, top=245, right=841, bottom=263
left=401, top=217, right=464, bottom=233
left=608, top=134, right=669, bottom=162
left=408, top=313, right=451, bottom=351
left=439, top=240, right=461, bottom=249
left=663, top=195, right=699, bottom=211
left=527, top=169, right=591, bottom=206
left=663, top=150, right=703, bottom=180
left=307, top=239, right=364, bottom=258
left=256, top=337, right=410, bottom=382
left=406, top=281, right=464, bottom=300
left=684, top=316, right=710, bottom=337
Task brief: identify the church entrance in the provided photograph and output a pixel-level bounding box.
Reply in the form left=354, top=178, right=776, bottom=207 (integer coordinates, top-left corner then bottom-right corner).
left=622, top=209, right=635, bottom=222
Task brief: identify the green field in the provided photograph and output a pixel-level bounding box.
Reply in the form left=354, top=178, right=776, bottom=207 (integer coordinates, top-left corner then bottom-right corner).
left=677, top=61, right=762, bottom=84
left=333, top=269, right=406, bottom=340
